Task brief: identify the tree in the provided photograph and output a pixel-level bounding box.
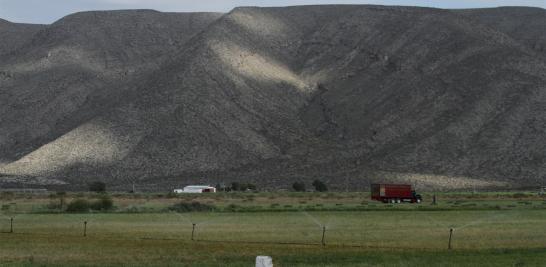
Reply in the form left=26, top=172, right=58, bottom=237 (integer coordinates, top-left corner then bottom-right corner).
left=66, top=199, right=90, bottom=212
left=56, top=191, right=67, bottom=209
left=89, top=181, right=106, bottom=193
left=231, top=182, right=241, bottom=191
left=215, top=183, right=224, bottom=192
left=292, top=182, right=306, bottom=192
left=90, top=195, right=114, bottom=211
left=229, top=182, right=257, bottom=192
left=312, top=180, right=328, bottom=192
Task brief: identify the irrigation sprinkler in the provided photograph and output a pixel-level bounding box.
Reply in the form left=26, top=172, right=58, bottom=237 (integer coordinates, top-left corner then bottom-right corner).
left=301, top=211, right=333, bottom=246
left=321, top=226, right=326, bottom=246
left=448, top=228, right=453, bottom=250
left=10, top=217, right=13, bottom=233
left=191, top=223, right=196, bottom=241
left=83, top=221, right=87, bottom=237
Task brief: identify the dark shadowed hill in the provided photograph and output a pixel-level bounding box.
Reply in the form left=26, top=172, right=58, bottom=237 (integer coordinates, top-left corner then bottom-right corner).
left=455, top=7, right=546, bottom=57
left=0, top=19, right=46, bottom=56
left=0, top=6, right=544, bottom=191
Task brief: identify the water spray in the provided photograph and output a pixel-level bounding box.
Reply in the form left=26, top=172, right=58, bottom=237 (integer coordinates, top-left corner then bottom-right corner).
left=301, top=211, right=329, bottom=246
left=426, top=212, right=506, bottom=250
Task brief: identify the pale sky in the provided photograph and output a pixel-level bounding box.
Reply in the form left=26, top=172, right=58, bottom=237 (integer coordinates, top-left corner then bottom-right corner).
left=1, top=0, right=545, bottom=24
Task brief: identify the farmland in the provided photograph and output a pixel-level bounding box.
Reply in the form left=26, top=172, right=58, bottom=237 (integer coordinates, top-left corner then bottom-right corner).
left=0, top=192, right=545, bottom=266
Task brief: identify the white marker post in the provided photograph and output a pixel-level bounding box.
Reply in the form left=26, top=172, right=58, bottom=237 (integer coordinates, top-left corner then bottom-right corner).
left=256, top=256, right=273, bottom=267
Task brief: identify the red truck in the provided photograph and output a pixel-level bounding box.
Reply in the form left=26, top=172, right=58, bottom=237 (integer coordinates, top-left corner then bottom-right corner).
left=371, top=184, right=422, bottom=203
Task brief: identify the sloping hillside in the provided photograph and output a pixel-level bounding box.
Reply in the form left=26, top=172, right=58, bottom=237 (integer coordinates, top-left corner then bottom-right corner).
left=0, top=10, right=222, bottom=174
left=455, top=7, right=546, bottom=57
left=0, top=6, right=544, bottom=190
left=0, top=18, right=45, bottom=56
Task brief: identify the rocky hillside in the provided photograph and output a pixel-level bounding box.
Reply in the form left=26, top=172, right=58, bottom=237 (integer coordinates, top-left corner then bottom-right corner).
left=0, top=18, right=45, bottom=56
left=0, top=6, right=544, bottom=191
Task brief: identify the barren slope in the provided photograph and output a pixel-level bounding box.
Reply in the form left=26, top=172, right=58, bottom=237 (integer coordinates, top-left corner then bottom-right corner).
left=456, top=7, right=546, bottom=57
left=0, top=10, right=222, bottom=171
left=0, top=19, right=46, bottom=56
left=0, top=6, right=544, bottom=190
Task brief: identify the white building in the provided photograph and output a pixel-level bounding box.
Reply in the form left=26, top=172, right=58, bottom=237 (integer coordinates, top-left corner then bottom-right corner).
left=173, top=185, right=216, bottom=193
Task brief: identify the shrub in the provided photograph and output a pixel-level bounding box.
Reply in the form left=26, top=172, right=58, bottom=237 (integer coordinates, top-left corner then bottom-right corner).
left=66, top=195, right=114, bottom=213
left=292, top=182, right=306, bottom=192
left=215, top=183, right=225, bottom=192
left=229, top=182, right=257, bottom=191
left=0, top=192, right=14, bottom=200
left=231, top=182, right=241, bottom=191
left=46, top=200, right=62, bottom=210
left=168, top=201, right=216, bottom=212
left=89, top=181, right=106, bottom=193
left=66, top=199, right=90, bottom=212
left=226, top=204, right=240, bottom=212
left=91, top=195, right=114, bottom=211
left=312, top=180, right=328, bottom=192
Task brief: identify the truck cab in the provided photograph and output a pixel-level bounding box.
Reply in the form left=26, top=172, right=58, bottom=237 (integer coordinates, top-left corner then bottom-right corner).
left=411, top=190, right=422, bottom=203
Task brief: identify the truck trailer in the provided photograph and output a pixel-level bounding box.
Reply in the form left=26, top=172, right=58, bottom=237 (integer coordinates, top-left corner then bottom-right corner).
left=371, top=184, right=422, bottom=203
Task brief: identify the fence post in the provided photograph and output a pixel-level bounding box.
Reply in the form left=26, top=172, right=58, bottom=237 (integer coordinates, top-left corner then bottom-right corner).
left=321, top=226, right=326, bottom=246
left=10, top=217, right=13, bottom=233
left=83, top=221, right=87, bottom=237
left=448, top=228, right=453, bottom=250
left=191, top=223, right=196, bottom=241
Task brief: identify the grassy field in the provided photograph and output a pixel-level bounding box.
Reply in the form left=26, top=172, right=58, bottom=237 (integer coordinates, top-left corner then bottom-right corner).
left=0, top=192, right=545, bottom=266
left=2, top=191, right=546, bottom=213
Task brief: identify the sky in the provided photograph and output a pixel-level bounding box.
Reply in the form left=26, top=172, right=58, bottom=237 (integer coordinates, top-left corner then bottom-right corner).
left=1, top=0, right=545, bottom=24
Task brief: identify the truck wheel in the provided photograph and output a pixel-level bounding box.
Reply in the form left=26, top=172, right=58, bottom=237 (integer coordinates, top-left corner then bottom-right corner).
left=396, top=199, right=401, bottom=204
left=390, top=199, right=395, bottom=204
left=416, top=199, right=421, bottom=203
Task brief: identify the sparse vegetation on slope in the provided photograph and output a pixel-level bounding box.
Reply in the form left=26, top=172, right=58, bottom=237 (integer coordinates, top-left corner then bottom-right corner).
left=0, top=6, right=545, bottom=190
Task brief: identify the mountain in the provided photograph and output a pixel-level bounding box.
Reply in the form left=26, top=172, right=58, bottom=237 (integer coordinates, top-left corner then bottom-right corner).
left=0, top=10, right=222, bottom=187
left=0, top=18, right=45, bottom=56
left=0, top=6, right=544, bottom=191
left=455, top=7, right=546, bottom=57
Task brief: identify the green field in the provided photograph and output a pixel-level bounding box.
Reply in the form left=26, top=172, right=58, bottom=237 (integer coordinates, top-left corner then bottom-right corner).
left=0, top=192, right=545, bottom=266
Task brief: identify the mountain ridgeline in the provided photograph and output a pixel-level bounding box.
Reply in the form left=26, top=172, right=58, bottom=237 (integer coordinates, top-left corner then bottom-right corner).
left=0, top=6, right=545, bottom=191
